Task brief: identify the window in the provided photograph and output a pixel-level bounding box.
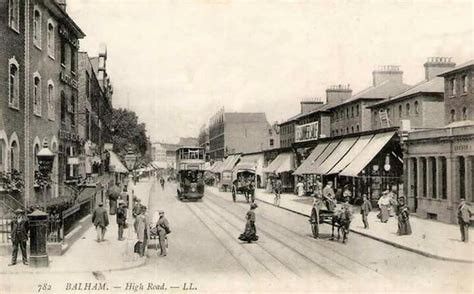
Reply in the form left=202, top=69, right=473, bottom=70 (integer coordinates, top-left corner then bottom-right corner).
left=33, top=73, right=41, bottom=116
left=450, top=78, right=456, bottom=96
left=9, top=0, right=20, bottom=31
left=47, top=20, right=55, bottom=58
left=462, top=75, right=468, bottom=93
left=0, top=140, right=5, bottom=172
left=414, top=101, right=419, bottom=115
left=459, top=156, right=465, bottom=200
left=462, top=107, right=468, bottom=120
left=406, top=103, right=410, bottom=116
left=61, top=91, right=66, bottom=123
left=421, top=158, right=427, bottom=197
left=34, top=144, right=40, bottom=169
left=346, top=108, right=349, bottom=118
left=450, top=109, right=456, bottom=122
left=356, top=125, right=360, bottom=132
left=440, top=157, right=447, bottom=200
left=47, top=81, right=55, bottom=120
left=386, top=108, right=390, bottom=118
left=346, top=127, right=349, bottom=134
left=10, top=141, right=19, bottom=171
left=430, top=157, right=437, bottom=199
left=71, top=51, right=76, bottom=73
left=351, top=106, right=354, bottom=118
left=70, top=95, right=76, bottom=127
left=398, top=105, right=402, bottom=118
left=351, top=126, right=354, bottom=133
left=269, top=139, right=274, bottom=147
left=356, top=105, right=359, bottom=116
left=8, top=58, right=20, bottom=109
left=33, top=8, right=42, bottom=49
left=60, top=40, right=67, bottom=65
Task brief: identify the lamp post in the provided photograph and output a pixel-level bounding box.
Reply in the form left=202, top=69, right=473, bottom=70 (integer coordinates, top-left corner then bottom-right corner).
left=122, top=148, right=138, bottom=262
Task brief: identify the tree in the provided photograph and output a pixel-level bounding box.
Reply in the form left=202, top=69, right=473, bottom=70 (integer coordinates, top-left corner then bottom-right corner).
left=110, top=108, right=150, bottom=160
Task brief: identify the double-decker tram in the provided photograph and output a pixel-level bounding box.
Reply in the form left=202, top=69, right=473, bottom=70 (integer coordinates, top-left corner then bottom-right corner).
left=176, top=147, right=206, bottom=201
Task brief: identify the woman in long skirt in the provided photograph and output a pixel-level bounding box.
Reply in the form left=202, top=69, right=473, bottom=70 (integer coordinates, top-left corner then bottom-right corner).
left=377, top=191, right=390, bottom=223
left=238, top=203, right=259, bottom=243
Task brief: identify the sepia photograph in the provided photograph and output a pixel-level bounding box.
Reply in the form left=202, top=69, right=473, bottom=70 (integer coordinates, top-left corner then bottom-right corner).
left=0, top=0, right=473, bottom=293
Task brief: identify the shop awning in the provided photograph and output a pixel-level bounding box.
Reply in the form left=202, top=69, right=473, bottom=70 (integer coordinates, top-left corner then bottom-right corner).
left=108, top=151, right=128, bottom=173
left=209, top=161, right=223, bottom=173
left=263, top=152, right=295, bottom=174
left=152, top=161, right=168, bottom=169
left=293, top=142, right=330, bottom=175
left=328, top=134, right=374, bottom=175
left=239, top=153, right=264, bottom=176
left=306, top=139, right=342, bottom=173
left=220, top=154, right=241, bottom=173
left=314, top=137, right=358, bottom=175
left=339, top=131, right=396, bottom=177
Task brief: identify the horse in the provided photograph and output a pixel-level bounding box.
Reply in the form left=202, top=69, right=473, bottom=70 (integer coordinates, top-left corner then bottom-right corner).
left=330, top=207, right=353, bottom=243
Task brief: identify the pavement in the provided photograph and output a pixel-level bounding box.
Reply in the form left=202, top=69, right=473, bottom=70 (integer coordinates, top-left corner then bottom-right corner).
left=232, top=187, right=474, bottom=263
left=0, top=178, right=154, bottom=274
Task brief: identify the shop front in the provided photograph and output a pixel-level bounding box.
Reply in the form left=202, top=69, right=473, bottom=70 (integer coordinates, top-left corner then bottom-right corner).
left=263, top=152, right=295, bottom=192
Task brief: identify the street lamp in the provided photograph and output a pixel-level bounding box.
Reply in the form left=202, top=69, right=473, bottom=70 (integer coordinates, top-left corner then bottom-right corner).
left=36, top=141, right=55, bottom=203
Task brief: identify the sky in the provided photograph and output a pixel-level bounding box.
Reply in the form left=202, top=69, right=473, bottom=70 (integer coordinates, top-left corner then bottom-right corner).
left=67, top=0, right=473, bottom=143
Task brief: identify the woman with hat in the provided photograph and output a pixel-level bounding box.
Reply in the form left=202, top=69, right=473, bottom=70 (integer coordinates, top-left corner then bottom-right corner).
left=238, top=203, right=259, bottom=243
left=377, top=191, right=391, bottom=223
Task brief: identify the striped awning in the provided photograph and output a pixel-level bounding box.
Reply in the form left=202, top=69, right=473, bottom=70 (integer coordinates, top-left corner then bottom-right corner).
left=263, top=152, right=295, bottom=174
left=294, top=142, right=329, bottom=175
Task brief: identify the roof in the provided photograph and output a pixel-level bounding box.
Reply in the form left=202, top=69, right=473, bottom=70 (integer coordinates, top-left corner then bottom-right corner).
left=279, top=104, right=331, bottom=126
left=438, top=60, right=474, bottom=77
left=328, top=80, right=411, bottom=110
left=368, top=77, right=444, bottom=108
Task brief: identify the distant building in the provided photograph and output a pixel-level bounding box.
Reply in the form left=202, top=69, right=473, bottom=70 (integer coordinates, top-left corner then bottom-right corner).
left=208, top=109, right=272, bottom=160
left=404, top=60, right=473, bottom=224
left=198, top=124, right=210, bottom=161
left=178, top=137, right=198, bottom=147
left=151, top=142, right=180, bottom=169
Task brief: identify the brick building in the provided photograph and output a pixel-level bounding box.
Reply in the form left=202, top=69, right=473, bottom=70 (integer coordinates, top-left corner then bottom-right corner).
left=328, top=67, right=411, bottom=136
left=208, top=109, right=272, bottom=160
left=404, top=60, right=474, bottom=224
left=369, top=58, right=456, bottom=131
left=1, top=0, right=85, bottom=205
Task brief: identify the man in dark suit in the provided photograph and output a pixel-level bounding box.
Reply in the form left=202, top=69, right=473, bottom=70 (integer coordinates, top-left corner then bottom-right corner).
left=92, top=203, right=109, bottom=242
left=156, top=211, right=170, bottom=257
left=457, top=198, right=472, bottom=242
left=360, top=194, right=372, bottom=229
left=116, top=201, right=127, bottom=241
left=9, top=209, right=29, bottom=266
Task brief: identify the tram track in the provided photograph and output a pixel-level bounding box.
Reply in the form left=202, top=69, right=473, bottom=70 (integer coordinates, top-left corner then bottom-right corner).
left=204, top=189, right=388, bottom=281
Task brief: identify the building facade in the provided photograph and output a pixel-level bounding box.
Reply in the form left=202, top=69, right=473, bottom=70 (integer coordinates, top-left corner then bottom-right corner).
left=404, top=60, right=473, bottom=224
left=208, top=109, right=272, bottom=160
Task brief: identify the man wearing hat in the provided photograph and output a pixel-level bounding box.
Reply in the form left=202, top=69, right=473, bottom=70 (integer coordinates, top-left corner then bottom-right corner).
left=92, top=203, right=109, bottom=242
left=9, top=209, right=29, bottom=266
left=323, top=181, right=336, bottom=211
left=457, top=198, right=472, bottom=242
left=116, top=200, right=127, bottom=241
left=156, top=210, right=170, bottom=257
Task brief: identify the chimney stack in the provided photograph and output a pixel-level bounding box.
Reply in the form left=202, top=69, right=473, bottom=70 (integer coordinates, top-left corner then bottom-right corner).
left=300, top=98, right=324, bottom=114
left=424, top=57, right=455, bottom=80
left=56, top=0, right=66, bottom=11
left=372, top=65, right=403, bottom=86
left=326, top=84, right=352, bottom=106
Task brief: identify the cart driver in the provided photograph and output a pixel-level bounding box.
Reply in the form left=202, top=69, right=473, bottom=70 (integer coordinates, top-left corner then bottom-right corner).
left=323, top=181, right=337, bottom=212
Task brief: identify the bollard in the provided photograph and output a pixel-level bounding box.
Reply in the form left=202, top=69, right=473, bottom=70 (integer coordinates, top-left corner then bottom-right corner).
left=28, top=210, right=49, bottom=267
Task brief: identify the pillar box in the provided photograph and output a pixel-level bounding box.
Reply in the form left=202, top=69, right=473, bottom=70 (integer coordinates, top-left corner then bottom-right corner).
left=28, top=209, right=49, bottom=267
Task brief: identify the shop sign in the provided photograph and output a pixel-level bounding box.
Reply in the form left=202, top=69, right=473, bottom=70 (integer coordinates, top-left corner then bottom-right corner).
left=295, top=121, right=319, bottom=142
left=67, top=157, right=80, bottom=165
left=453, top=144, right=472, bottom=152
left=60, top=71, right=78, bottom=89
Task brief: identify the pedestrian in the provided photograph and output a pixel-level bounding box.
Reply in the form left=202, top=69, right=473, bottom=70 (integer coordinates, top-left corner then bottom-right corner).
left=377, top=191, right=391, bottom=223
left=92, top=203, right=109, bottom=242
left=116, top=200, right=127, bottom=241
left=156, top=210, right=170, bottom=257
left=457, top=198, right=472, bottom=242
left=397, top=196, right=412, bottom=236
left=8, top=209, right=29, bottom=266
left=323, top=181, right=336, bottom=211
left=360, top=194, right=372, bottom=229
left=160, top=177, right=165, bottom=190
left=132, top=198, right=142, bottom=218
left=239, top=203, right=259, bottom=243
left=388, top=187, right=398, bottom=217
left=295, top=180, right=305, bottom=197
left=343, top=185, right=352, bottom=203
left=134, top=206, right=149, bottom=257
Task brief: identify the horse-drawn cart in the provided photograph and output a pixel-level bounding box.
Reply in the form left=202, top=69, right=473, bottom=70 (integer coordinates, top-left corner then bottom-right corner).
left=309, top=198, right=353, bottom=243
